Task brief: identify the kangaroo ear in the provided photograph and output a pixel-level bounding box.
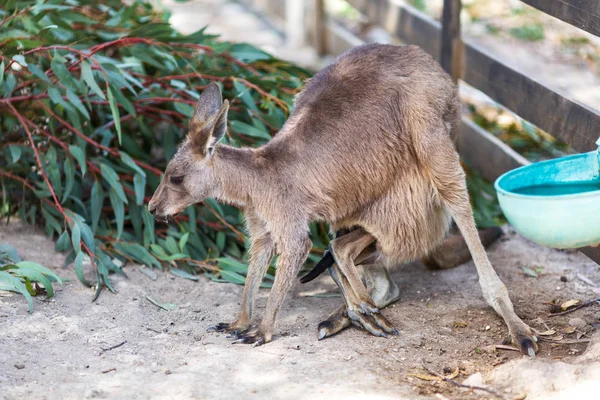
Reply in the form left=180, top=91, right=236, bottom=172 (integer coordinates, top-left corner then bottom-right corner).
left=188, top=83, right=228, bottom=156
left=203, top=100, right=229, bottom=156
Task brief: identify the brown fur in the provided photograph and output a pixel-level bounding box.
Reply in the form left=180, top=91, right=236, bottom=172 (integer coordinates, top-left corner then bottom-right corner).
left=148, top=44, right=538, bottom=354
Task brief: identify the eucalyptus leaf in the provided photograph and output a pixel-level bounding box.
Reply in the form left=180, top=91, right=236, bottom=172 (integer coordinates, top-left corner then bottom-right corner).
left=145, top=295, right=178, bottom=311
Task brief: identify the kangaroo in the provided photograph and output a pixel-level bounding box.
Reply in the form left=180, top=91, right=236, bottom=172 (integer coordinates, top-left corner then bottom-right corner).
left=148, top=43, right=538, bottom=356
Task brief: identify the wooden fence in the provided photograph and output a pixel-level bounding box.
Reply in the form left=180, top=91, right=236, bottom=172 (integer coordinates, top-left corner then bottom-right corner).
left=244, top=0, right=600, bottom=264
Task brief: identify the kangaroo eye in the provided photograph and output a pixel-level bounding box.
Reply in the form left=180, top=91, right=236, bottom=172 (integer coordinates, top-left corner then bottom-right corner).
left=170, top=175, right=184, bottom=185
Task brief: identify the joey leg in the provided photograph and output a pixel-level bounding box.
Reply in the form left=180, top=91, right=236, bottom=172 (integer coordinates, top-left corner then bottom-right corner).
left=329, top=229, right=380, bottom=313
left=319, top=262, right=399, bottom=340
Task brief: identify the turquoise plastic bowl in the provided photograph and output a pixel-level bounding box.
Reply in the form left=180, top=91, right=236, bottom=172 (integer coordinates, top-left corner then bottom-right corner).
left=494, top=145, right=600, bottom=249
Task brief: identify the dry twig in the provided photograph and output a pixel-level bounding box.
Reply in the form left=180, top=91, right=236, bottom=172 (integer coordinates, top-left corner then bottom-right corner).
left=421, top=362, right=506, bottom=400
left=549, top=297, right=600, bottom=317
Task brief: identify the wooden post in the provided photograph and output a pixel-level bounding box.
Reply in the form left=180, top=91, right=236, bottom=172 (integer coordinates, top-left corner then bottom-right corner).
left=440, top=0, right=462, bottom=82
left=286, top=0, right=305, bottom=49
left=314, top=0, right=328, bottom=56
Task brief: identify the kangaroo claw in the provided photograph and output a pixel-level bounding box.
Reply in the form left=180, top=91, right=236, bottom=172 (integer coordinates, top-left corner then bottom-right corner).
left=207, top=322, right=251, bottom=339
left=502, top=326, right=539, bottom=357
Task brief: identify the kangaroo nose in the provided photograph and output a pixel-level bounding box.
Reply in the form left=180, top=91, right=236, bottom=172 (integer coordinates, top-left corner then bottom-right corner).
left=148, top=203, right=156, bottom=215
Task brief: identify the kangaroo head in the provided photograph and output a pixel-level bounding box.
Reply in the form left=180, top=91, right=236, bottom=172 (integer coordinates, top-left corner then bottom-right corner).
left=148, top=82, right=229, bottom=220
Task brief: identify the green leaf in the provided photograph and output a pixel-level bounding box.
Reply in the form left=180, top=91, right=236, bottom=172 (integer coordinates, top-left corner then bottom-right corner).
left=13, top=266, right=54, bottom=297
left=0, top=243, right=22, bottom=264
left=150, top=244, right=187, bottom=261
left=8, top=145, right=22, bottom=163
left=16, top=261, right=63, bottom=286
left=55, top=230, right=71, bottom=252
left=12, top=55, right=28, bottom=67
left=0, top=270, right=33, bottom=313
left=90, top=180, right=104, bottom=233
left=62, top=157, right=75, bottom=203
left=521, top=266, right=538, bottom=278
left=120, top=152, right=145, bottom=177
left=99, top=163, right=128, bottom=204
left=173, top=102, right=193, bottom=117
left=142, top=208, right=155, bottom=246
left=51, top=57, right=79, bottom=93
left=220, top=269, right=247, bottom=285
left=0, top=61, right=4, bottom=86
left=229, top=43, right=271, bottom=63
left=217, top=257, right=248, bottom=274
left=133, top=173, right=145, bottom=206
left=107, top=86, right=122, bottom=145
left=216, top=231, right=226, bottom=251
left=109, top=189, right=124, bottom=240
left=138, top=266, right=157, bottom=280
left=145, top=295, right=178, bottom=311
left=81, top=61, right=106, bottom=99
left=66, top=89, right=90, bottom=120
left=170, top=268, right=198, bottom=281
left=113, top=242, right=160, bottom=268
left=229, top=120, right=271, bottom=140
left=179, top=232, right=190, bottom=251
left=27, top=64, right=51, bottom=83
left=112, top=87, right=136, bottom=117
left=69, top=145, right=86, bottom=177
left=71, top=222, right=81, bottom=254
left=73, top=251, right=91, bottom=287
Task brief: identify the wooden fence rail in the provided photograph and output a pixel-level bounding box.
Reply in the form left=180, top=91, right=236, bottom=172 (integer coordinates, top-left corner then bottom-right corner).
left=521, top=0, right=600, bottom=37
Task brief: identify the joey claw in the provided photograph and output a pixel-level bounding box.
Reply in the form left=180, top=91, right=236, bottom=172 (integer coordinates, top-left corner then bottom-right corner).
left=360, top=302, right=379, bottom=314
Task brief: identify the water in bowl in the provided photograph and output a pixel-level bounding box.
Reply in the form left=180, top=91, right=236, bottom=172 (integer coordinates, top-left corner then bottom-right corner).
left=513, top=181, right=600, bottom=196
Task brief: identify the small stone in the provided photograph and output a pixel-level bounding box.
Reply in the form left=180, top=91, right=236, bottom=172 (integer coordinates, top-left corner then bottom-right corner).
left=569, top=317, right=586, bottom=329
left=560, top=276, right=568, bottom=282
left=193, top=333, right=203, bottom=342
left=462, top=372, right=485, bottom=388
left=165, top=370, right=172, bottom=375
left=14, top=364, right=25, bottom=370
left=513, top=393, right=527, bottom=400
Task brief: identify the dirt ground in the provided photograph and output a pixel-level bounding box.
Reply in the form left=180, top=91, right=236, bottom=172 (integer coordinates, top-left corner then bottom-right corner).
left=2, top=220, right=600, bottom=400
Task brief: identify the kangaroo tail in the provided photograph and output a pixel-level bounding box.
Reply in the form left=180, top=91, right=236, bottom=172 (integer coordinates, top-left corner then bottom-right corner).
left=299, top=249, right=334, bottom=283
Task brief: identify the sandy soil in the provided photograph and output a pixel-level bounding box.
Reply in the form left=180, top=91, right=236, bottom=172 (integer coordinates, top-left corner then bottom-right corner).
left=2, top=220, right=600, bottom=400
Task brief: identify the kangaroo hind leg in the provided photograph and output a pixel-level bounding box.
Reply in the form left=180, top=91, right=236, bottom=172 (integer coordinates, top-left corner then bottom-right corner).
left=421, top=123, right=538, bottom=356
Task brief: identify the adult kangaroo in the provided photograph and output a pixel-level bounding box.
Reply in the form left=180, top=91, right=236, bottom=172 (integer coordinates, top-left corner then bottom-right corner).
left=148, top=43, right=538, bottom=356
